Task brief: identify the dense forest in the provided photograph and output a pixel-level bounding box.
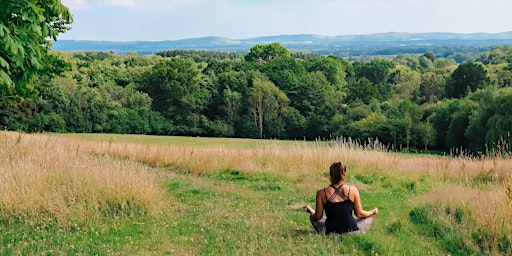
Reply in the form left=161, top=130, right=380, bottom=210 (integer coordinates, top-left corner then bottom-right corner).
left=1, top=43, right=512, bottom=154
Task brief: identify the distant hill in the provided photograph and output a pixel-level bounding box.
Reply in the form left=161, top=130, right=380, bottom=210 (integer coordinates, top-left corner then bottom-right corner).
left=52, top=32, right=512, bottom=57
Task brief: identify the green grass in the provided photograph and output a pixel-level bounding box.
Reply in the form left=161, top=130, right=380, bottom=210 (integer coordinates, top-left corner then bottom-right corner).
left=58, top=133, right=328, bottom=149
left=0, top=169, right=451, bottom=255
left=2, top=133, right=511, bottom=255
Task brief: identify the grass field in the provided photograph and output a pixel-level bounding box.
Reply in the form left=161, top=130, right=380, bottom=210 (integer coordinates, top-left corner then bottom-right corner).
left=1, top=131, right=511, bottom=255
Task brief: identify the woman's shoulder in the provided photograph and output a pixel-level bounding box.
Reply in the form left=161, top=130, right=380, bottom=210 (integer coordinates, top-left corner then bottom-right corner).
left=344, top=184, right=359, bottom=191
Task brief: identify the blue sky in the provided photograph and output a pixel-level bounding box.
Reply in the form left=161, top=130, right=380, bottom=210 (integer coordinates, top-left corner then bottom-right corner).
left=59, top=0, right=512, bottom=41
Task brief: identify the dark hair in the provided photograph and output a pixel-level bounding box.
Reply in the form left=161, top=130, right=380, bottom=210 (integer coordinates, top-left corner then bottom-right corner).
left=329, top=161, right=347, bottom=184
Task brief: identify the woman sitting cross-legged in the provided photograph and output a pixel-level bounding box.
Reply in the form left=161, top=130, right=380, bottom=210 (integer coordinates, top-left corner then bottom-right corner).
left=305, top=161, right=378, bottom=235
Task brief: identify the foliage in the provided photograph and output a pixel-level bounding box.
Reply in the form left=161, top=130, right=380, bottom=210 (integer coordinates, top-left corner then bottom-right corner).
left=244, top=42, right=291, bottom=63
left=485, top=87, right=512, bottom=152
left=141, top=57, right=209, bottom=135
left=2, top=42, right=512, bottom=154
left=248, top=72, right=289, bottom=138
left=446, top=62, right=489, bottom=98
left=0, top=0, right=72, bottom=97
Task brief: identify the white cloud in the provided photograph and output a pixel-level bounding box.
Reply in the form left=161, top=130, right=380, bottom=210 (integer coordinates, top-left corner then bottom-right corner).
left=61, top=0, right=90, bottom=10
left=103, top=0, right=137, bottom=8
left=114, top=0, right=209, bottom=9
left=64, top=0, right=226, bottom=10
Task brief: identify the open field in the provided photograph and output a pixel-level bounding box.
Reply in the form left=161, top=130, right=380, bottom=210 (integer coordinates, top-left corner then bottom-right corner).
left=1, top=131, right=511, bottom=255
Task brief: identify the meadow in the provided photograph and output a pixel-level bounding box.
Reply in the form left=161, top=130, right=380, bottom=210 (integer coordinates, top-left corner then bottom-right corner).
left=1, top=131, right=511, bottom=255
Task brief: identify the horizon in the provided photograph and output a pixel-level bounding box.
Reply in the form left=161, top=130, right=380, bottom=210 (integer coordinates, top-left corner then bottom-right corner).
left=57, top=30, right=512, bottom=43
left=59, top=0, right=512, bottom=42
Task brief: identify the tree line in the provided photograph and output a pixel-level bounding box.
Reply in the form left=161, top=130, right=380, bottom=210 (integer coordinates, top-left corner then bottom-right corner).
left=2, top=43, right=512, bottom=154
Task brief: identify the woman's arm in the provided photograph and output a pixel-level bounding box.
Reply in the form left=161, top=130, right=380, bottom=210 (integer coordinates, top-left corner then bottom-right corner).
left=351, top=186, right=378, bottom=218
left=305, top=189, right=325, bottom=220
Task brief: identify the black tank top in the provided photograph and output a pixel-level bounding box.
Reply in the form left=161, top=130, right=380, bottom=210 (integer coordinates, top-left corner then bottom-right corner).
left=324, top=184, right=359, bottom=234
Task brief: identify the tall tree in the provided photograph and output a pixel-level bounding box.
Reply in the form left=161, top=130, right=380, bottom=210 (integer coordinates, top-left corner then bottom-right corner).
left=223, top=88, right=242, bottom=126
left=486, top=63, right=512, bottom=88
left=389, top=65, right=421, bottom=100
left=248, top=73, right=289, bottom=138
left=417, top=69, right=450, bottom=103
left=426, top=99, right=461, bottom=149
left=485, top=87, right=512, bottom=152
left=142, top=58, right=209, bottom=135
left=353, top=59, right=394, bottom=100
left=444, top=99, right=479, bottom=150
left=0, top=0, right=72, bottom=97
left=307, top=56, right=347, bottom=89
left=345, top=78, right=378, bottom=105
left=300, top=71, right=338, bottom=139
left=446, top=62, right=489, bottom=98
left=244, top=43, right=291, bottom=63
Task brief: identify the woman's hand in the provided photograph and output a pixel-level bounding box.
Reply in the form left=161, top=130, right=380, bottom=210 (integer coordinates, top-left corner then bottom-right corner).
left=371, top=208, right=378, bottom=216
left=304, top=205, right=315, bottom=214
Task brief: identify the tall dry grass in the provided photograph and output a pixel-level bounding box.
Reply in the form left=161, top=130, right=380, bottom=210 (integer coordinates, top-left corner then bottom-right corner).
left=75, top=135, right=511, bottom=249
left=3, top=132, right=510, bottom=252
left=78, top=136, right=512, bottom=183
left=0, top=132, right=164, bottom=222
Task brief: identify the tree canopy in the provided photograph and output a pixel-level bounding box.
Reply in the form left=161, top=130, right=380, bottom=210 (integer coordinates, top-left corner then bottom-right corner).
left=2, top=41, right=512, bottom=155
left=0, top=0, right=72, bottom=98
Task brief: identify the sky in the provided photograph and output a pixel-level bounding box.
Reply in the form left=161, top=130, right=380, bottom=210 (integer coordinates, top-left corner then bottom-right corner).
left=59, top=0, right=512, bottom=41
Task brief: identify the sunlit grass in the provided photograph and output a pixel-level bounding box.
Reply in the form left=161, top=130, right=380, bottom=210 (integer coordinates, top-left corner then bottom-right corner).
left=1, top=131, right=511, bottom=255
left=58, top=133, right=302, bottom=148
left=0, top=132, right=164, bottom=222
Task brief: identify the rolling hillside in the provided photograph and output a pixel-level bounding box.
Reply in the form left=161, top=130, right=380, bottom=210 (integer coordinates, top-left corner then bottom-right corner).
left=52, top=31, right=512, bottom=56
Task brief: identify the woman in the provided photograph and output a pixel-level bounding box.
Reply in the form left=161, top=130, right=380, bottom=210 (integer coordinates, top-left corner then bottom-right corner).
left=305, top=161, right=378, bottom=235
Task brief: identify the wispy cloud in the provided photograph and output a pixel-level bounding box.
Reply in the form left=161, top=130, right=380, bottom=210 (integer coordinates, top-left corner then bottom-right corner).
left=63, top=0, right=228, bottom=11
left=137, top=0, right=211, bottom=9
left=103, top=0, right=137, bottom=8
left=61, top=0, right=90, bottom=10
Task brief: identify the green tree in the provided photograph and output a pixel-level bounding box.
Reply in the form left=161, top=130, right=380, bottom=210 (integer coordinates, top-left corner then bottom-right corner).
left=389, top=65, right=421, bottom=100
left=334, top=102, right=371, bottom=138
left=477, top=46, right=511, bottom=65
left=413, top=122, right=436, bottom=151
left=426, top=99, right=461, bottom=150
left=486, top=63, right=512, bottom=88
left=354, top=59, right=393, bottom=84
left=417, top=69, right=450, bottom=103
left=446, top=62, right=489, bottom=98
left=244, top=43, right=291, bottom=63
left=0, top=98, right=37, bottom=131
left=394, top=55, right=421, bottom=70
left=300, top=71, right=338, bottom=139
left=345, top=78, right=378, bottom=105
left=346, top=112, right=388, bottom=144
left=142, top=58, right=209, bottom=135
left=306, top=56, right=347, bottom=89
left=0, top=0, right=72, bottom=96
left=445, top=99, right=479, bottom=150
left=434, top=58, right=456, bottom=69
left=248, top=73, right=289, bottom=138
left=202, top=63, right=251, bottom=138
left=418, top=55, right=434, bottom=69
left=464, top=87, right=495, bottom=153
left=281, top=106, right=306, bottom=139
left=353, top=59, right=393, bottom=100
left=423, top=52, right=436, bottom=62
left=485, top=87, right=512, bottom=152
left=223, top=88, right=242, bottom=126
left=259, top=56, right=306, bottom=94
left=397, top=100, right=424, bottom=150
